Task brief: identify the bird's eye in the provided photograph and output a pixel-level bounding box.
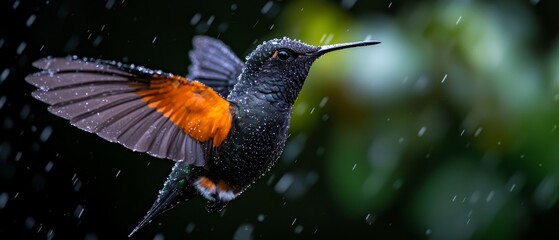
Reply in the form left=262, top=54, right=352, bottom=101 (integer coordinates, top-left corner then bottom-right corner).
left=272, top=49, right=292, bottom=60
left=277, top=50, right=290, bottom=60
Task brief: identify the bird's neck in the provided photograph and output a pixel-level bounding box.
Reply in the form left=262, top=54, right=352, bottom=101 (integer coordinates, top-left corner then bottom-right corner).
left=228, top=71, right=303, bottom=109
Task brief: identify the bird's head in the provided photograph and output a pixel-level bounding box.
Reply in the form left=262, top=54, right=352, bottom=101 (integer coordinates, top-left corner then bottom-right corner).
left=237, top=37, right=380, bottom=106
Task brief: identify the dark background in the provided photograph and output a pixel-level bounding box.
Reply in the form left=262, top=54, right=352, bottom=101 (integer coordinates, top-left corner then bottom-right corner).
left=1, top=0, right=559, bottom=239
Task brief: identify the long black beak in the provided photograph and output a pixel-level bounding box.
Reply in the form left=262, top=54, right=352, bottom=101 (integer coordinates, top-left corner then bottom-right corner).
left=308, top=40, right=381, bottom=57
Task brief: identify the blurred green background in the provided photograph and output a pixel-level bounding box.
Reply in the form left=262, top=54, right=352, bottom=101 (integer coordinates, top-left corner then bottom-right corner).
left=1, top=0, right=558, bottom=239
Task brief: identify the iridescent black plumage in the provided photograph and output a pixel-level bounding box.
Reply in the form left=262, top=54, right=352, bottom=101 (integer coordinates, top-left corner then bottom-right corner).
left=25, top=36, right=380, bottom=236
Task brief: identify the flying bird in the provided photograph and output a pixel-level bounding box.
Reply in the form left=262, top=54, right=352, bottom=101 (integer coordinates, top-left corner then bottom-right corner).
left=25, top=36, right=380, bottom=236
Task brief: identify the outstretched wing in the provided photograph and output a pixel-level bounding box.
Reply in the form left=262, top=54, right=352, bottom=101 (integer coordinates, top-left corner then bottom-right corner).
left=25, top=56, right=233, bottom=166
left=187, top=36, right=245, bottom=97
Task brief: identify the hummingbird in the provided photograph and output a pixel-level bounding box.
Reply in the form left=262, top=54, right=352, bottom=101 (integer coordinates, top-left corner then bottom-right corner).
left=25, top=36, right=380, bottom=236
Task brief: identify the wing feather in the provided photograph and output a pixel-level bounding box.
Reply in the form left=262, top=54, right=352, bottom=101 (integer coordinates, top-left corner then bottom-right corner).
left=187, top=36, right=244, bottom=97
left=26, top=56, right=233, bottom=165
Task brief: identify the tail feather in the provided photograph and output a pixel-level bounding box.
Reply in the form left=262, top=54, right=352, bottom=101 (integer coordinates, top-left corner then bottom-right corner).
left=129, top=162, right=198, bottom=237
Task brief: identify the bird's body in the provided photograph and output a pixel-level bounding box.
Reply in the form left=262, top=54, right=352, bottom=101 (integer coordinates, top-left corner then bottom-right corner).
left=216, top=94, right=291, bottom=192
left=25, top=36, right=379, bottom=236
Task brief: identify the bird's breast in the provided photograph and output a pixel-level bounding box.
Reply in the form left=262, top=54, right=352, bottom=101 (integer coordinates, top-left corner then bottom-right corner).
left=211, top=99, right=292, bottom=189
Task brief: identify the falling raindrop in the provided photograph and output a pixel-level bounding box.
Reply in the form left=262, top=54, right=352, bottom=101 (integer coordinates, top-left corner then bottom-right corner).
left=257, top=214, right=265, bottom=222
left=282, top=134, right=307, bottom=163
left=0, top=192, right=8, bottom=209
left=152, top=36, right=157, bottom=44
left=20, top=104, right=31, bottom=119
left=341, top=0, right=357, bottom=9
left=93, top=36, right=103, bottom=47
left=40, top=126, right=53, bottom=142
left=233, top=223, right=253, bottom=240
left=252, top=19, right=260, bottom=29
left=185, top=222, right=196, bottom=234
left=0, top=142, right=11, bottom=162
left=474, top=127, right=483, bottom=137
left=12, top=0, right=20, bottom=9
left=73, top=175, right=82, bottom=192
left=105, top=0, right=115, bottom=9
left=294, top=225, right=304, bottom=234
left=441, top=74, right=448, bottom=83
left=456, top=16, right=462, bottom=25
left=486, top=191, right=495, bottom=202
left=319, top=96, right=329, bottom=108
left=418, top=126, right=427, bottom=137
left=0, top=69, right=10, bottom=83
left=190, top=13, right=202, bottom=26
left=44, top=161, right=53, bottom=172
left=261, top=1, right=274, bottom=15
left=365, top=213, right=375, bottom=225
left=425, top=229, right=432, bottom=235
left=206, top=16, right=215, bottom=26
left=26, top=14, right=37, bottom=27
left=25, top=216, right=35, bottom=229
left=115, top=170, right=121, bottom=177
left=266, top=174, right=275, bottom=186
left=153, top=233, right=165, bottom=240
left=74, top=204, right=85, bottom=218
left=274, top=173, right=294, bottom=194
left=320, top=34, right=334, bottom=45
left=16, top=42, right=27, bottom=55
left=46, top=229, right=55, bottom=240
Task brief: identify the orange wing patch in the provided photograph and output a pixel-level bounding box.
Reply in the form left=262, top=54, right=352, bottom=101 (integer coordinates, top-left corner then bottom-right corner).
left=135, top=75, right=232, bottom=147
